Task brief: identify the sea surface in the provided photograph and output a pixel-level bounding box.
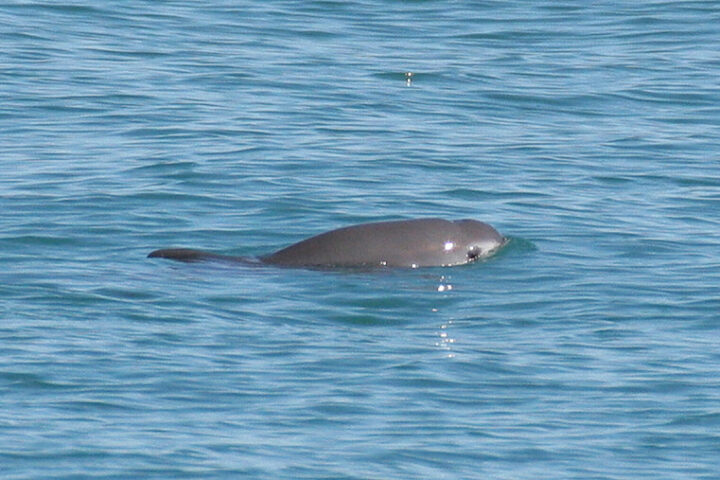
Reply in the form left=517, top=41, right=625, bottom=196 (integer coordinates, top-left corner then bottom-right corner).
left=2, top=1, right=720, bottom=479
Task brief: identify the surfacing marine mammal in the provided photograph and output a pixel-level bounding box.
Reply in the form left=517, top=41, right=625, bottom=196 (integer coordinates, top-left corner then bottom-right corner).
left=148, top=218, right=505, bottom=268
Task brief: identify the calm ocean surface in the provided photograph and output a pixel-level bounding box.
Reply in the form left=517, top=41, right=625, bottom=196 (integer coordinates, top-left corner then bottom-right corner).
left=2, top=1, right=720, bottom=478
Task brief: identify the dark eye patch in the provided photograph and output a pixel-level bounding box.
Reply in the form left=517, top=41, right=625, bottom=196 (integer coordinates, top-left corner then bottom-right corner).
left=467, top=247, right=480, bottom=261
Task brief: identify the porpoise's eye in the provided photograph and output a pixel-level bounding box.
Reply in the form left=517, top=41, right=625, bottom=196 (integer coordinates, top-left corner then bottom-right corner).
left=467, top=247, right=480, bottom=261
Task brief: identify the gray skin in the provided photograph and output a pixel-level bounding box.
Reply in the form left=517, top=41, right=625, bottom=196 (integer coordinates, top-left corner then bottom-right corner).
left=148, top=218, right=505, bottom=268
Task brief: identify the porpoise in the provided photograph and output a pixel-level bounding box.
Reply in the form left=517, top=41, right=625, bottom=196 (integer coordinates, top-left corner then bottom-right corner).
left=148, top=218, right=505, bottom=268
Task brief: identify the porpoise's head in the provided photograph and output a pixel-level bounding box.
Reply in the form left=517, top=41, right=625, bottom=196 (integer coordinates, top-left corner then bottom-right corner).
left=453, top=219, right=506, bottom=263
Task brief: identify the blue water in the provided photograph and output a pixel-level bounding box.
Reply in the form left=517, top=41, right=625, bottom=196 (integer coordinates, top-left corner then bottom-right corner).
left=3, top=1, right=720, bottom=478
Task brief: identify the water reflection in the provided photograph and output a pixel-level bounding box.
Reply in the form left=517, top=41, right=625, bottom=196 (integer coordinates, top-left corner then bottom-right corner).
left=434, top=275, right=456, bottom=358
left=436, top=320, right=456, bottom=358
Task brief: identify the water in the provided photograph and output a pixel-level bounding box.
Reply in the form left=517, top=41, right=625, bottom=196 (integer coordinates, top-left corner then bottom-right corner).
left=2, top=1, right=720, bottom=478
